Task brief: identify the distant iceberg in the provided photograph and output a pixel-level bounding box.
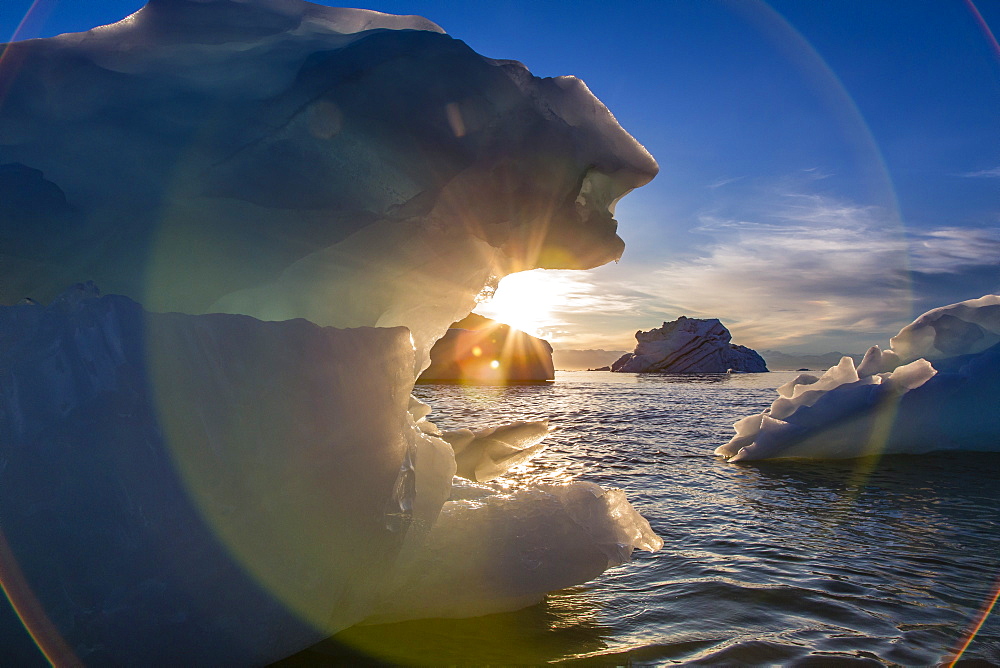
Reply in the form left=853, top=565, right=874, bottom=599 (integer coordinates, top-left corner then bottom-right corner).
left=612, top=316, right=767, bottom=373
left=419, top=314, right=554, bottom=382
left=0, top=0, right=660, bottom=664
left=716, top=295, right=1000, bottom=462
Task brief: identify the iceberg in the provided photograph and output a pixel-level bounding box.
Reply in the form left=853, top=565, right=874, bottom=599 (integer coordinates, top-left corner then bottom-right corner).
left=419, top=314, right=555, bottom=382
left=612, top=316, right=768, bottom=373
left=716, top=295, right=1000, bottom=462
left=0, top=0, right=660, bottom=664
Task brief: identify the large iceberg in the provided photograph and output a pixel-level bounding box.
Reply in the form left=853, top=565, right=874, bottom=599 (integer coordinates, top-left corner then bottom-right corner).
left=0, top=1, right=660, bottom=664
left=716, top=295, right=1000, bottom=462
left=612, top=316, right=768, bottom=373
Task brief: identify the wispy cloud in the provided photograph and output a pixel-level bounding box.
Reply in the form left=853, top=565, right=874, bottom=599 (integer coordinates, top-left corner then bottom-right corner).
left=910, top=227, right=1000, bottom=272
left=705, top=176, right=745, bottom=189
left=645, top=194, right=1000, bottom=351
left=958, top=166, right=1000, bottom=178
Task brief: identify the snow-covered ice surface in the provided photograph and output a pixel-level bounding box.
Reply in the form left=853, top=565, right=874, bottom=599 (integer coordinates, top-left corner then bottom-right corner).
left=0, top=0, right=659, bottom=664
left=716, top=295, right=1000, bottom=462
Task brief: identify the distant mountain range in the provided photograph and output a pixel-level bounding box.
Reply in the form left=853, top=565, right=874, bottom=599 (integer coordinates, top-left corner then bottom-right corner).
left=552, top=349, right=627, bottom=370
left=755, top=350, right=864, bottom=371
left=554, top=348, right=863, bottom=371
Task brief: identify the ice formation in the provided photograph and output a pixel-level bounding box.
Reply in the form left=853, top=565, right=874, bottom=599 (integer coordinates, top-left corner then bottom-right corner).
left=612, top=316, right=767, bottom=373
left=0, top=0, right=660, bottom=664
left=716, top=295, right=1000, bottom=462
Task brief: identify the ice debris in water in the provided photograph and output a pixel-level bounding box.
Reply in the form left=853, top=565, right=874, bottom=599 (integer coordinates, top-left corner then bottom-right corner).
left=716, top=295, right=1000, bottom=461
left=0, top=0, right=660, bottom=664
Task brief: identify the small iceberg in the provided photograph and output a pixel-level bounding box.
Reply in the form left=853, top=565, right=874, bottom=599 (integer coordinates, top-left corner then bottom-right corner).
left=716, top=295, right=1000, bottom=461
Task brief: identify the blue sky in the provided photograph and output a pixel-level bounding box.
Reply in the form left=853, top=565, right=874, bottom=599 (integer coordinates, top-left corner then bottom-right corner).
left=2, top=0, right=998, bottom=352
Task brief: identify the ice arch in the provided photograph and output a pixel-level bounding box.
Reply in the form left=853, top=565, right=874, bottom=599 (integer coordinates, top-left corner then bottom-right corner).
left=0, top=1, right=659, bottom=664
left=0, top=0, right=656, bottom=371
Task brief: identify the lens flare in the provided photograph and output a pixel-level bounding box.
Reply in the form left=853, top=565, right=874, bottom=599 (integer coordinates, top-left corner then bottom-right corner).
left=709, top=0, right=917, bottom=501
left=964, top=0, right=1000, bottom=60
left=0, top=528, right=80, bottom=667
left=0, top=0, right=50, bottom=106
left=945, top=574, right=1000, bottom=666
left=419, top=314, right=556, bottom=385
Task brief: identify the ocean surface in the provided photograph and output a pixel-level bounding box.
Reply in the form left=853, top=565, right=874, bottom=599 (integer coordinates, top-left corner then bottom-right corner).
left=287, top=370, right=1000, bottom=666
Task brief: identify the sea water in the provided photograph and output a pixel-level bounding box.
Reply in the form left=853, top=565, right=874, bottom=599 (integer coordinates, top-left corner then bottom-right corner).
left=286, top=371, right=1000, bottom=666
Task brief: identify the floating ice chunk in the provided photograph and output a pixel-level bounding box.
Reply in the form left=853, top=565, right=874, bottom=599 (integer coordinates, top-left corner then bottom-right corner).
left=441, top=419, right=550, bottom=482
left=0, top=290, right=420, bottom=664
left=1, top=288, right=662, bottom=665
left=611, top=316, right=767, bottom=373
left=717, top=296, right=1000, bottom=461
left=368, top=479, right=662, bottom=624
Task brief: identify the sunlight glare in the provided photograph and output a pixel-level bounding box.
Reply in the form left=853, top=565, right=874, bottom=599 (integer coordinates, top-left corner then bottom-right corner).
left=473, top=269, right=565, bottom=338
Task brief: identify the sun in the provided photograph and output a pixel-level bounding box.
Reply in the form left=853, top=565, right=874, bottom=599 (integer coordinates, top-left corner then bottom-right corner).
left=473, top=269, right=565, bottom=338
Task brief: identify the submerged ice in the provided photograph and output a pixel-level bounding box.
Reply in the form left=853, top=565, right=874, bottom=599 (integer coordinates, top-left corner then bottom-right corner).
left=0, top=0, right=659, bottom=664
left=717, top=295, right=1000, bottom=461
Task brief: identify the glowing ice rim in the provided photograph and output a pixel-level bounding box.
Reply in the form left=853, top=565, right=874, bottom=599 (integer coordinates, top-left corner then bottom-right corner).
left=716, top=295, right=1000, bottom=461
